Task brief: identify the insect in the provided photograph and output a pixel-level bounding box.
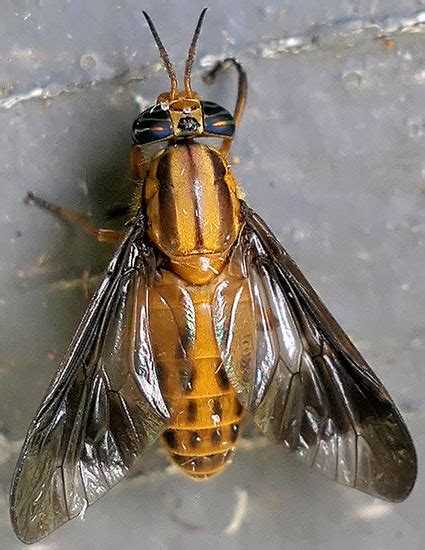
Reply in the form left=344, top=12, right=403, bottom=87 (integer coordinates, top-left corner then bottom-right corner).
left=10, top=9, right=417, bottom=545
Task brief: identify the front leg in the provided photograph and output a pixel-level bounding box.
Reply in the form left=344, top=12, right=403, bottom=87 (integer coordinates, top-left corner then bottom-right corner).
left=203, top=57, right=248, bottom=158
left=25, top=192, right=123, bottom=244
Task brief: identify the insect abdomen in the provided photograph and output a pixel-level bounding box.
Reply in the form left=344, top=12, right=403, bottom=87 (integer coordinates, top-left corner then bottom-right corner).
left=162, top=363, right=243, bottom=479
left=148, top=271, right=244, bottom=479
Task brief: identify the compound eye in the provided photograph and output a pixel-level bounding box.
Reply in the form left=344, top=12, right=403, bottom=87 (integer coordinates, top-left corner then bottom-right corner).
left=132, top=105, right=173, bottom=145
left=202, top=101, right=235, bottom=137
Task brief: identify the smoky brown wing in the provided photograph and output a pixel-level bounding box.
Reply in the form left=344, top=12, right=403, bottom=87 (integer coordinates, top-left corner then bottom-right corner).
left=214, top=203, right=416, bottom=502
left=10, top=221, right=169, bottom=544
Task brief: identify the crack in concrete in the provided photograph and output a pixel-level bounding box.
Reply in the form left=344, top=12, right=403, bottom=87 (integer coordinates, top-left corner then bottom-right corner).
left=1, top=10, right=424, bottom=111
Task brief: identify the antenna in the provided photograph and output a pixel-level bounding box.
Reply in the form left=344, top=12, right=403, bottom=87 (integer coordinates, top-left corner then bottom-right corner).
left=184, top=8, right=208, bottom=96
left=142, top=11, right=179, bottom=97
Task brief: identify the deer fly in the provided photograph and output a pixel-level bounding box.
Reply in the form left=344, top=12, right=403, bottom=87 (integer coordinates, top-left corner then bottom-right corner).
left=10, top=8, right=417, bottom=544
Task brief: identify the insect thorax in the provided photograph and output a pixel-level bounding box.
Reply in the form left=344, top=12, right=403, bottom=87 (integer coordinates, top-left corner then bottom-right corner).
left=144, top=141, right=242, bottom=284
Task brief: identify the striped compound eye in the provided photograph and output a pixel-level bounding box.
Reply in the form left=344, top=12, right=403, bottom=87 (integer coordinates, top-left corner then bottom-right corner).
left=202, top=101, right=235, bottom=138
left=132, top=104, right=174, bottom=145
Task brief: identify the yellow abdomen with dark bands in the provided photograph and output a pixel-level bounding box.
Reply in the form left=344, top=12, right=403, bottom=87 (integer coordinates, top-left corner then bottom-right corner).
left=148, top=271, right=244, bottom=479
left=162, top=362, right=244, bottom=480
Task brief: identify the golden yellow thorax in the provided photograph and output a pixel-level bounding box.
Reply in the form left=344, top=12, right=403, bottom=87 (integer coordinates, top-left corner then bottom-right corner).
left=144, top=142, right=242, bottom=284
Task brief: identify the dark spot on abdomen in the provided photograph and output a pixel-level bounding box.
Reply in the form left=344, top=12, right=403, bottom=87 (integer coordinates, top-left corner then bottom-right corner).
left=187, top=400, right=197, bottom=422
left=180, top=367, right=194, bottom=393
left=212, top=398, right=222, bottom=418
left=234, top=399, right=244, bottom=417
left=163, top=429, right=177, bottom=449
left=216, top=367, right=230, bottom=390
left=230, top=424, right=239, bottom=443
left=190, top=431, right=201, bottom=447
left=211, top=428, right=222, bottom=445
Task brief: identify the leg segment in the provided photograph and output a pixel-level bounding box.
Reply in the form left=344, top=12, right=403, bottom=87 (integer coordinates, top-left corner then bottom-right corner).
left=203, top=57, right=248, bottom=129
left=25, top=192, right=123, bottom=244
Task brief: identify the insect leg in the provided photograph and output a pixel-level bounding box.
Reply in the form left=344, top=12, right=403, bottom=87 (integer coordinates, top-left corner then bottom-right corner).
left=203, top=58, right=247, bottom=129
left=24, top=192, right=123, bottom=243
